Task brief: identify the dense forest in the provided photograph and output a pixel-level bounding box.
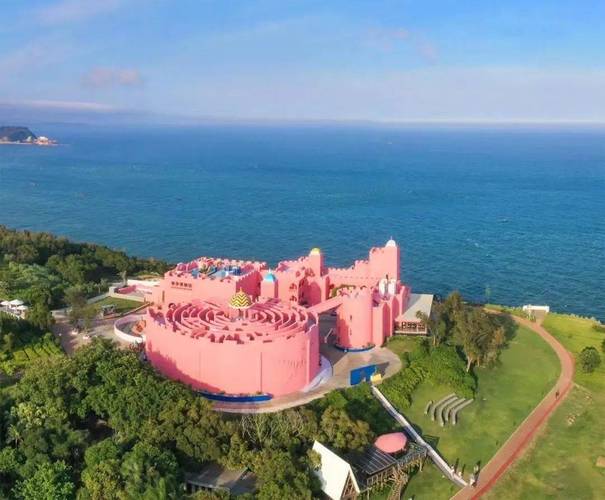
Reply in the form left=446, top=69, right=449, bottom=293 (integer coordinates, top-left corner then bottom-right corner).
left=0, top=226, right=169, bottom=328
left=0, top=339, right=376, bottom=499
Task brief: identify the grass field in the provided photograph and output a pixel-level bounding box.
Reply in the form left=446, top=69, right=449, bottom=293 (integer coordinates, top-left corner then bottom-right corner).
left=93, top=296, right=142, bottom=315
left=486, top=314, right=605, bottom=500
left=485, top=303, right=530, bottom=319
left=372, top=323, right=560, bottom=499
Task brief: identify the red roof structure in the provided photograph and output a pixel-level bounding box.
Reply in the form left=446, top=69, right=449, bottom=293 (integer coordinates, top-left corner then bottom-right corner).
left=374, top=432, right=407, bottom=454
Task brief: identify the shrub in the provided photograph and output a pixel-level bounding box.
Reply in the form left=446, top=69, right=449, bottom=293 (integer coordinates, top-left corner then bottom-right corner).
left=579, top=346, right=601, bottom=373
left=420, top=345, right=476, bottom=398
left=381, top=340, right=477, bottom=412
left=380, top=363, right=426, bottom=409
left=592, top=322, right=605, bottom=333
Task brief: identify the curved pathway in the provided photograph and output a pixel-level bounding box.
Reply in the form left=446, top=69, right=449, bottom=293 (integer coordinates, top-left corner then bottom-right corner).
left=451, top=314, right=575, bottom=500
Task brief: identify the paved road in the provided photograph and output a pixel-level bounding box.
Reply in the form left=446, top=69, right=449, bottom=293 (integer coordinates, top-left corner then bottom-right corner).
left=451, top=315, right=575, bottom=499
left=52, top=310, right=130, bottom=355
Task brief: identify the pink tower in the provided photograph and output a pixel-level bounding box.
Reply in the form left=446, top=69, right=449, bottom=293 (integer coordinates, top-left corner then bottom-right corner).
left=308, top=247, right=324, bottom=277
left=260, top=270, right=278, bottom=298
left=336, top=289, right=374, bottom=348
left=369, top=238, right=400, bottom=281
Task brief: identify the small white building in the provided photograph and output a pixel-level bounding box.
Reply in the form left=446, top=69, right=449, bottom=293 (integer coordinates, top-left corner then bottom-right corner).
left=312, top=441, right=360, bottom=500
left=0, top=299, right=29, bottom=318
left=522, top=304, right=550, bottom=315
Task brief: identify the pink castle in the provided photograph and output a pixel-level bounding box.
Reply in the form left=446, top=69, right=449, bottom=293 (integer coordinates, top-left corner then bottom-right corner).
left=144, top=240, right=428, bottom=397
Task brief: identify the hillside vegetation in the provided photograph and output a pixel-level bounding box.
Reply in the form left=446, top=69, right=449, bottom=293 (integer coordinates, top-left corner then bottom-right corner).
left=0, top=226, right=169, bottom=330
left=0, top=126, right=36, bottom=143
left=0, top=313, right=63, bottom=376
left=0, top=339, right=380, bottom=499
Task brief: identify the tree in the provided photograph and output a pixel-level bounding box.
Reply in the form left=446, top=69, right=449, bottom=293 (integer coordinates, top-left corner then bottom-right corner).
left=80, top=305, right=97, bottom=332
left=443, top=291, right=464, bottom=323
left=13, top=461, right=75, bottom=500
left=158, top=396, right=230, bottom=463
left=66, top=287, right=96, bottom=331
left=431, top=291, right=466, bottom=346
left=79, top=460, right=122, bottom=500
left=434, top=320, right=448, bottom=347
left=318, top=407, right=373, bottom=453
left=26, top=302, right=54, bottom=330
left=120, top=441, right=181, bottom=498
left=79, top=438, right=124, bottom=500
left=416, top=301, right=447, bottom=346
left=579, top=347, right=601, bottom=373
left=454, top=308, right=505, bottom=371
left=251, top=449, right=316, bottom=500
left=0, top=447, right=20, bottom=496
left=0, top=280, right=9, bottom=299
left=239, top=409, right=318, bottom=452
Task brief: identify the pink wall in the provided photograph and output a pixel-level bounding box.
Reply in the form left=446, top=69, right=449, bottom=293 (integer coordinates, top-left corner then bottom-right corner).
left=146, top=323, right=319, bottom=396
left=145, top=300, right=320, bottom=396
left=141, top=239, right=414, bottom=397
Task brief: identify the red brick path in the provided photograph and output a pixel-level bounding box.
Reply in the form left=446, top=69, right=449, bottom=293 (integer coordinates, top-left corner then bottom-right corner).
left=450, top=315, right=575, bottom=500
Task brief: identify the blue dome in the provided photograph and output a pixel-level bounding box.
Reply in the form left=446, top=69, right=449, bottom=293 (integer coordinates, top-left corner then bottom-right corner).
left=263, top=272, right=277, bottom=283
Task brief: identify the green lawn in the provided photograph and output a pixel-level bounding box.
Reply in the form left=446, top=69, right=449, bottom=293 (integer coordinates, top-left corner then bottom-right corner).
left=93, top=296, right=143, bottom=315
left=486, top=314, right=605, bottom=500
left=485, top=303, right=530, bottom=320
left=379, top=324, right=560, bottom=499
left=540, top=314, right=605, bottom=391
left=385, top=336, right=420, bottom=358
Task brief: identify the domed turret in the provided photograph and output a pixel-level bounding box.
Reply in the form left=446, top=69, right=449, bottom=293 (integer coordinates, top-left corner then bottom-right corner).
left=229, top=291, right=252, bottom=309
left=309, top=247, right=321, bottom=256
left=263, top=271, right=277, bottom=283
left=385, top=238, right=397, bottom=248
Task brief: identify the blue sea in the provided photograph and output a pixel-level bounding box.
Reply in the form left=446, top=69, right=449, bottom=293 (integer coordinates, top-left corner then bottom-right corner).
left=1, top=124, right=604, bottom=319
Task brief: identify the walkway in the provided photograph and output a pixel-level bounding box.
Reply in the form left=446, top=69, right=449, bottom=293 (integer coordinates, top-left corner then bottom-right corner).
left=372, top=385, right=468, bottom=488
left=451, top=314, right=575, bottom=499
left=215, top=344, right=401, bottom=413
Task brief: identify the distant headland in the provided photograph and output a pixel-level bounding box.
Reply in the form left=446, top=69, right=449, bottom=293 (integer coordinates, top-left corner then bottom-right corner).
left=0, top=126, right=56, bottom=146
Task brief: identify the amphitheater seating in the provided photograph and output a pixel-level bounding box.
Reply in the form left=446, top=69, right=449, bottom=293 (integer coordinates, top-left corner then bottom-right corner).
left=424, top=400, right=433, bottom=415
left=444, top=398, right=461, bottom=423
left=452, top=399, right=474, bottom=425
left=439, top=397, right=460, bottom=426
left=431, top=393, right=456, bottom=421
left=426, top=394, right=474, bottom=426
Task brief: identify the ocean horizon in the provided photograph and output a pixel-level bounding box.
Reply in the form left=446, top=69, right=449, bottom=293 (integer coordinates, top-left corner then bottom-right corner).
left=1, top=123, right=604, bottom=320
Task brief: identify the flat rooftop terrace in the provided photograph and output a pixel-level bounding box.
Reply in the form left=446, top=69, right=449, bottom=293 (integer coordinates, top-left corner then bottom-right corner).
left=398, top=293, right=434, bottom=322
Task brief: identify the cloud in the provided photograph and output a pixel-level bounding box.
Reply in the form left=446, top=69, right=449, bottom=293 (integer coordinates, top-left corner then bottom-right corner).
left=366, top=27, right=439, bottom=62
left=167, top=66, right=605, bottom=123
left=35, top=0, right=125, bottom=25
left=2, top=99, right=119, bottom=112
left=82, top=67, right=144, bottom=89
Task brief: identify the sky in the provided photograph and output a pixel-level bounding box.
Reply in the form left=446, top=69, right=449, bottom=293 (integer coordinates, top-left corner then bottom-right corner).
left=1, top=0, right=605, bottom=124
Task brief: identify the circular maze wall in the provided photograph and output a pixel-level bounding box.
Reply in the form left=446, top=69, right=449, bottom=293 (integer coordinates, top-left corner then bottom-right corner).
left=144, top=298, right=320, bottom=396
